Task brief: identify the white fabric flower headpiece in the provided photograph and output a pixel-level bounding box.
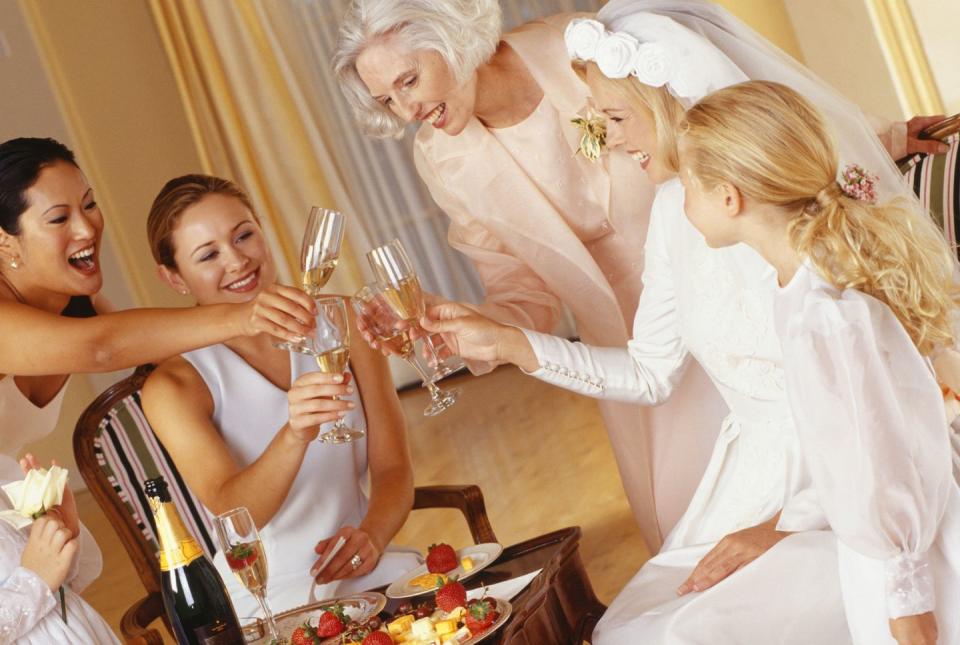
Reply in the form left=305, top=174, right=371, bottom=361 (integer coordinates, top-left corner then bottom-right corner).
left=564, top=15, right=748, bottom=103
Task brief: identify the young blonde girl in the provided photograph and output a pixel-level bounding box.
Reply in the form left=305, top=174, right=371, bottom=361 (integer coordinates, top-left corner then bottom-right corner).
left=677, top=79, right=959, bottom=645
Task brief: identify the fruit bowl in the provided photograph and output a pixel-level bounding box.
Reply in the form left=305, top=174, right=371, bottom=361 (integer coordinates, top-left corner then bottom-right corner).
left=243, top=591, right=386, bottom=643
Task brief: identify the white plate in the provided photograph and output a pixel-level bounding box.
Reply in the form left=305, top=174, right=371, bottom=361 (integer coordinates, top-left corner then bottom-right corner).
left=243, top=591, right=386, bottom=643
left=385, top=542, right=503, bottom=599
left=462, top=597, right=512, bottom=644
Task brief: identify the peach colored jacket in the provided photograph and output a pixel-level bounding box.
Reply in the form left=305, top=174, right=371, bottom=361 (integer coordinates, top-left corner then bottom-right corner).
left=413, top=13, right=727, bottom=551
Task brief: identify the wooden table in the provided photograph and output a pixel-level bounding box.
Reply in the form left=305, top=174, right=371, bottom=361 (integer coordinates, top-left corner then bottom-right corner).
left=380, top=526, right=605, bottom=645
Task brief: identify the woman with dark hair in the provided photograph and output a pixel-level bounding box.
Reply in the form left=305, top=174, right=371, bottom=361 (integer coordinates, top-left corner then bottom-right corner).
left=0, top=137, right=315, bottom=480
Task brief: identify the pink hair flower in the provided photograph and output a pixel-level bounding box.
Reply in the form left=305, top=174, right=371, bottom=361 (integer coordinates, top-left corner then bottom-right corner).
left=839, top=164, right=878, bottom=204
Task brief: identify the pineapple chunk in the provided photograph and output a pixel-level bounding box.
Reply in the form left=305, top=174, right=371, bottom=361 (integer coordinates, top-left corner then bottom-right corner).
left=434, top=619, right=458, bottom=636
left=388, top=614, right=415, bottom=636
left=411, top=617, right=437, bottom=640
left=460, top=557, right=474, bottom=572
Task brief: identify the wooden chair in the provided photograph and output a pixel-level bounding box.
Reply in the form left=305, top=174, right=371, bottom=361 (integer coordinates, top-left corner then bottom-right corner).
left=899, top=113, right=960, bottom=258
left=74, top=364, right=497, bottom=644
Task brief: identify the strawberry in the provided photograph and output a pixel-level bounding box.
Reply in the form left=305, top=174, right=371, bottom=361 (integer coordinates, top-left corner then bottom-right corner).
left=224, top=542, right=258, bottom=569
left=290, top=621, right=321, bottom=645
left=362, top=632, right=394, bottom=645
left=435, top=578, right=467, bottom=613
left=316, top=607, right=346, bottom=638
left=464, top=598, right=498, bottom=634
left=426, top=542, right=458, bottom=573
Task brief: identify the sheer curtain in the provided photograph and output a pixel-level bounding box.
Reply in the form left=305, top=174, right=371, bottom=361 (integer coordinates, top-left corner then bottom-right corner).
left=279, top=0, right=604, bottom=302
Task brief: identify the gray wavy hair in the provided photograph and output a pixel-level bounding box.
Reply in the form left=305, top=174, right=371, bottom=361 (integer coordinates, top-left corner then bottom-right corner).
left=333, top=0, right=503, bottom=138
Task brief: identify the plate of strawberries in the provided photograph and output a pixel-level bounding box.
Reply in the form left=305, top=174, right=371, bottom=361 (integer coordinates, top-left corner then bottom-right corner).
left=375, top=578, right=510, bottom=644
left=385, top=542, right=503, bottom=599
left=245, top=591, right=385, bottom=644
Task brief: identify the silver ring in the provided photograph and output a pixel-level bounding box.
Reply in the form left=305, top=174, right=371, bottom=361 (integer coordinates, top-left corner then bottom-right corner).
left=350, top=554, right=362, bottom=570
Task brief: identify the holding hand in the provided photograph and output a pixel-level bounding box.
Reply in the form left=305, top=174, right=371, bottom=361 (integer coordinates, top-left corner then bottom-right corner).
left=890, top=612, right=938, bottom=645
left=19, top=454, right=79, bottom=540
left=21, top=515, right=78, bottom=592
left=311, top=526, right=381, bottom=584
left=287, top=372, right=355, bottom=442
left=420, top=302, right=538, bottom=371
left=904, top=115, right=950, bottom=156
left=677, top=521, right=791, bottom=595
left=239, top=283, right=317, bottom=343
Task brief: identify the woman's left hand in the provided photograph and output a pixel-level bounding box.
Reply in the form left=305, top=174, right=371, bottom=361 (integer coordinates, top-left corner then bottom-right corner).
left=310, top=526, right=381, bottom=584
left=890, top=612, right=938, bottom=645
left=677, top=522, right=791, bottom=595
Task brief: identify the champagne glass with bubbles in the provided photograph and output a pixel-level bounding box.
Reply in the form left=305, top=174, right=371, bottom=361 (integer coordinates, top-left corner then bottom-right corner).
left=277, top=207, right=345, bottom=351
left=353, top=283, right=459, bottom=416
left=306, top=295, right=365, bottom=443
left=214, top=507, right=279, bottom=643
left=367, top=239, right=463, bottom=380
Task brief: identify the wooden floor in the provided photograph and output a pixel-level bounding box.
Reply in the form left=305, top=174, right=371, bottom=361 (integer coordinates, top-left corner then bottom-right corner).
left=77, top=365, right=651, bottom=641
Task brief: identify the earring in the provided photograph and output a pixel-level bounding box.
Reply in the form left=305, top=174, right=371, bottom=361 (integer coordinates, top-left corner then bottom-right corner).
left=8, top=259, right=18, bottom=270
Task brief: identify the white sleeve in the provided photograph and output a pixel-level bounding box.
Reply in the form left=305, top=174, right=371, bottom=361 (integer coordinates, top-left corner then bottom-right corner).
left=0, top=526, right=57, bottom=641
left=523, top=189, right=690, bottom=404
left=781, top=290, right=954, bottom=618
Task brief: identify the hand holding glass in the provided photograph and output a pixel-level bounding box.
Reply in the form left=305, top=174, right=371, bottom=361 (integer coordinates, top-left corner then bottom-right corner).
left=353, top=284, right=458, bottom=416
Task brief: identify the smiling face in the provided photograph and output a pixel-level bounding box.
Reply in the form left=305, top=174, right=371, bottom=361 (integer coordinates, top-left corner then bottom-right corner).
left=585, top=65, right=680, bottom=185
left=355, top=34, right=478, bottom=136
left=162, top=193, right=275, bottom=305
left=0, top=160, right=104, bottom=298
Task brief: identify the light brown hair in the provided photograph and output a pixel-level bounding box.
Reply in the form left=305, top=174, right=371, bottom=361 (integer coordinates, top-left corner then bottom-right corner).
left=147, top=174, right=256, bottom=269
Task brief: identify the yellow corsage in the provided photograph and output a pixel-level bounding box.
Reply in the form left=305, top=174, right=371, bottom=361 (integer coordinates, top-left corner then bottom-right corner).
left=571, top=111, right=607, bottom=162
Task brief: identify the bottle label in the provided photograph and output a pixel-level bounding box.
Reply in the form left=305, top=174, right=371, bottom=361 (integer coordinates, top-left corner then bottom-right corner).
left=195, top=621, right=244, bottom=644
left=159, top=538, right=205, bottom=571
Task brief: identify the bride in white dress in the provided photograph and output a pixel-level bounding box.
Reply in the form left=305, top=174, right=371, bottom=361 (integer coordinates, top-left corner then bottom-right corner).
left=421, top=9, right=960, bottom=645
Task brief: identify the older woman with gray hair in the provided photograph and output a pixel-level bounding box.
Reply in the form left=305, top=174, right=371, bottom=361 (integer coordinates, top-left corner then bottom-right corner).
left=333, top=0, right=728, bottom=553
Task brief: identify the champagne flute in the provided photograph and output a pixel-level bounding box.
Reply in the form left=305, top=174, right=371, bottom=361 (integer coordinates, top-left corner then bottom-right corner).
left=353, top=284, right=459, bottom=416
left=276, top=207, right=345, bottom=351
left=214, top=507, right=279, bottom=643
left=366, top=239, right=463, bottom=379
left=306, top=295, right=365, bottom=443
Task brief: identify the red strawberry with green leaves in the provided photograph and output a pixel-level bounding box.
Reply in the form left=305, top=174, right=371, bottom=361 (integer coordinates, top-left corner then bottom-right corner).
left=435, top=578, right=467, bottom=613
left=464, top=598, right=499, bottom=634
left=426, top=542, right=458, bottom=573
left=316, top=604, right=348, bottom=637
left=224, top=542, right=258, bottom=570
left=362, top=631, right=394, bottom=645
left=290, top=621, right=321, bottom=645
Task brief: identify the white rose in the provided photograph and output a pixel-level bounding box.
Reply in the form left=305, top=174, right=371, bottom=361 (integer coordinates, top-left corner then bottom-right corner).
left=594, top=32, right=641, bottom=79
left=564, top=18, right=606, bottom=61
left=0, top=466, right=68, bottom=529
left=631, top=42, right=673, bottom=88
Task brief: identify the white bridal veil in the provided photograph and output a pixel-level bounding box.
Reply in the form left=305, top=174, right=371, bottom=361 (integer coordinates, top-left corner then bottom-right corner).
left=596, top=0, right=908, bottom=202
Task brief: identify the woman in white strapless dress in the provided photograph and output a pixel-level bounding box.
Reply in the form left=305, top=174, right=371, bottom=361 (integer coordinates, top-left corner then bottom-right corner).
left=141, top=174, right=419, bottom=617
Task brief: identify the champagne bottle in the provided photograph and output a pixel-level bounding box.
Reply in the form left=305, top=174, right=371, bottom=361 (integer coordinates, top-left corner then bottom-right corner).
left=145, top=477, right=244, bottom=645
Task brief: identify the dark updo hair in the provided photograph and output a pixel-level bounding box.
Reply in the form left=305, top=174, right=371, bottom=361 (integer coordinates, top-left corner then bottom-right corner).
left=0, top=137, right=79, bottom=235
left=147, top=174, right=256, bottom=269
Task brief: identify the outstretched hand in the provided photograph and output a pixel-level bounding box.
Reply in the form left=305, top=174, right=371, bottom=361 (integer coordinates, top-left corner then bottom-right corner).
left=420, top=302, right=510, bottom=364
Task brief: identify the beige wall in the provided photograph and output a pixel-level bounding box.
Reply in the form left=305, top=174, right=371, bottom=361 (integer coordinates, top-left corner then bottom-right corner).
left=5, top=0, right=204, bottom=484
left=785, top=0, right=905, bottom=121
left=908, top=0, right=960, bottom=114
left=716, top=0, right=804, bottom=60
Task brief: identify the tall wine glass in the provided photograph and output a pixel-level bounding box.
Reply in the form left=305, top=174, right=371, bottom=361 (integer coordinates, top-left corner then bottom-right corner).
left=214, top=507, right=279, bottom=643
left=277, top=207, right=345, bottom=351
left=353, top=284, right=459, bottom=416
left=306, top=295, right=365, bottom=443
left=366, top=239, right=463, bottom=379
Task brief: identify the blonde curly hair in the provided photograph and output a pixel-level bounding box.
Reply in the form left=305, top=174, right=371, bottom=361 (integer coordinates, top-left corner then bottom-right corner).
left=679, top=80, right=959, bottom=355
